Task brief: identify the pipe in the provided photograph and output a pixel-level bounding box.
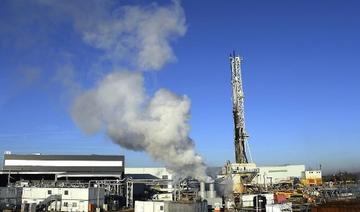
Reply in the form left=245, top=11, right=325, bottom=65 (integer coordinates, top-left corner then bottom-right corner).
left=200, top=181, right=205, bottom=199
left=209, top=182, right=215, bottom=198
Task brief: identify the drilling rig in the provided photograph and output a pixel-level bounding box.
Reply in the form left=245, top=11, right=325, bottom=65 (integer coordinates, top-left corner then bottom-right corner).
left=218, top=52, right=259, bottom=208
left=230, top=52, right=248, bottom=164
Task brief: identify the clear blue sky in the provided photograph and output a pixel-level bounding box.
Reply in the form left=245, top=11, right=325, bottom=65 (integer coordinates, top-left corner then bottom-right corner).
left=1, top=0, right=359, bottom=173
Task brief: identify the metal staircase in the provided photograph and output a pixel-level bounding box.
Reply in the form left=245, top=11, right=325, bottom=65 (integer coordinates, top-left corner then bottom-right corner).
left=36, top=194, right=61, bottom=211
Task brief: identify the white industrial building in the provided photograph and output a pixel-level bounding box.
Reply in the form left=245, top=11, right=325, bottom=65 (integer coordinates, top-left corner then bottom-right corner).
left=302, top=170, right=322, bottom=186
left=0, top=187, right=104, bottom=212
left=125, top=168, right=172, bottom=180
left=1, top=153, right=124, bottom=189
left=22, top=187, right=105, bottom=211
left=252, top=165, right=305, bottom=185
left=0, top=153, right=128, bottom=211
left=125, top=167, right=173, bottom=190
left=125, top=165, right=306, bottom=187
left=304, top=170, right=322, bottom=179
left=1, top=153, right=124, bottom=183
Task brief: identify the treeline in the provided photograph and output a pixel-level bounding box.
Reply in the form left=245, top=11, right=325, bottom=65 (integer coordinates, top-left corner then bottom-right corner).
left=323, top=171, right=358, bottom=183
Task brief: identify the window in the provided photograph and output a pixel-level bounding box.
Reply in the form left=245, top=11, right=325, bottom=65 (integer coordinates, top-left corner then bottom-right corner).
left=160, top=206, right=164, bottom=211
left=48, top=190, right=52, bottom=195
left=64, top=190, right=69, bottom=195
left=72, top=202, right=77, bottom=207
left=162, top=175, right=168, bottom=179
left=63, top=202, right=68, bottom=207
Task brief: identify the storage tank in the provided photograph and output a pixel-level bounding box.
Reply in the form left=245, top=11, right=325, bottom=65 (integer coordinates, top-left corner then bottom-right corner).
left=253, top=195, right=266, bottom=212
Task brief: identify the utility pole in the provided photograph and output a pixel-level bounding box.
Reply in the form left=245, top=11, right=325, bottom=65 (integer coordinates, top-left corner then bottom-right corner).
left=7, top=170, right=11, bottom=185
left=230, top=52, right=248, bottom=164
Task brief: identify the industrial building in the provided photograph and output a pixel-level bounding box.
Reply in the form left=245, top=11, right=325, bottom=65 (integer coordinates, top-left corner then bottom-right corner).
left=0, top=152, right=127, bottom=211
left=22, top=187, right=105, bottom=211
left=125, top=167, right=173, bottom=190
left=253, top=165, right=306, bottom=185
left=125, top=168, right=172, bottom=181
left=0, top=152, right=124, bottom=186
left=127, top=165, right=307, bottom=187
left=0, top=187, right=105, bottom=212
left=124, top=168, right=173, bottom=202
left=302, top=170, right=323, bottom=186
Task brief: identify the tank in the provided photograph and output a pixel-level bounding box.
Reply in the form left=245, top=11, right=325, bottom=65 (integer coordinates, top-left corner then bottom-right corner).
left=253, top=195, right=266, bottom=211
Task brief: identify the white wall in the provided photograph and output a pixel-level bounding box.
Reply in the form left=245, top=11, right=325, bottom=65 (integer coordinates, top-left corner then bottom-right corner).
left=135, top=201, right=165, bottom=212
left=4, top=159, right=122, bottom=167
left=252, top=165, right=305, bottom=185
left=21, top=187, right=104, bottom=212
left=305, top=170, right=322, bottom=179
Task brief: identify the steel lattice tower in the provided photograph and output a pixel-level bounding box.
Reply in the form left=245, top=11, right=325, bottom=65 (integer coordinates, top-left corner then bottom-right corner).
left=230, top=52, right=248, bottom=164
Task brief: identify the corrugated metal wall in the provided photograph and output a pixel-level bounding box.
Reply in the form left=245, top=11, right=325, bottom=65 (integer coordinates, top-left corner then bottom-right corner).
left=164, top=201, right=207, bottom=212
left=3, top=154, right=124, bottom=172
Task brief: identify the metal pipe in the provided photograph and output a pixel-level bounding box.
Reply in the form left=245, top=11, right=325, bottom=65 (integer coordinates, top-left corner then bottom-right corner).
left=200, top=181, right=206, bottom=199
left=209, top=182, right=215, bottom=198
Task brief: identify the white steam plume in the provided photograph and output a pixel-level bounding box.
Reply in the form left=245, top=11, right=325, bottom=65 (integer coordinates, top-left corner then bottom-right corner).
left=81, top=1, right=186, bottom=70
left=37, top=0, right=186, bottom=71
left=45, top=0, right=209, bottom=179
left=72, top=72, right=206, bottom=179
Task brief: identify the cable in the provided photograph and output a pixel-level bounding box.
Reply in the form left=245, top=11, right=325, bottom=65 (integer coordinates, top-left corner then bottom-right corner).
left=246, top=140, right=253, bottom=163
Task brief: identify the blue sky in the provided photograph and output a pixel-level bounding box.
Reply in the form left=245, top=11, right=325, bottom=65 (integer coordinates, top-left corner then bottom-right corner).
left=0, top=0, right=359, bottom=173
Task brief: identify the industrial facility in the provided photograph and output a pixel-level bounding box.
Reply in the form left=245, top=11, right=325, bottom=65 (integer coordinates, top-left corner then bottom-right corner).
left=0, top=53, right=357, bottom=212
left=0, top=153, right=128, bottom=211
left=1, top=153, right=124, bottom=184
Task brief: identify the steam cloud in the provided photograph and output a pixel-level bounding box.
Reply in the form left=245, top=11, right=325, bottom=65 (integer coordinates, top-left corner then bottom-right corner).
left=80, top=1, right=186, bottom=70
left=60, top=1, right=208, bottom=179
left=72, top=72, right=206, bottom=179
left=37, top=0, right=186, bottom=71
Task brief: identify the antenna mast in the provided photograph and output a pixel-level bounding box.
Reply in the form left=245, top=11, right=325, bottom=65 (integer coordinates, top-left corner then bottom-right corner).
left=230, top=52, right=248, bottom=164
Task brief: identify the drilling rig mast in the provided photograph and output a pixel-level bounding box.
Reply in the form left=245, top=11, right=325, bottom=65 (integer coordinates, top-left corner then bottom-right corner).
left=230, top=52, right=248, bottom=164
left=218, top=52, right=258, bottom=206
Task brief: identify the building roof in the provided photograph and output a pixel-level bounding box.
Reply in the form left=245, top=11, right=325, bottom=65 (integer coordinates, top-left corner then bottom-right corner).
left=2, top=154, right=124, bottom=173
